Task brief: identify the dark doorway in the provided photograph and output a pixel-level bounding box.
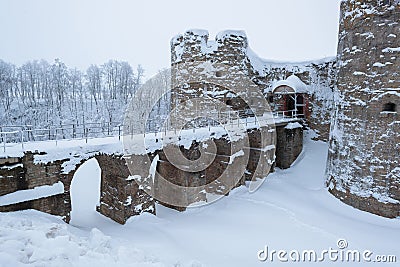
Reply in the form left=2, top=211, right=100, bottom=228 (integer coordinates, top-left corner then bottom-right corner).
left=285, top=95, right=295, bottom=117
left=296, top=95, right=304, bottom=118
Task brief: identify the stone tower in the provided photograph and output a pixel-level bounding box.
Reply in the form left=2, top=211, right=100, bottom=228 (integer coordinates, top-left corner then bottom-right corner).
left=326, top=0, right=400, bottom=217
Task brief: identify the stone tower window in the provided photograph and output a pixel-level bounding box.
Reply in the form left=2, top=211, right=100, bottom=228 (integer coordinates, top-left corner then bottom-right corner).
left=382, top=102, right=396, bottom=112
left=377, top=0, right=390, bottom=6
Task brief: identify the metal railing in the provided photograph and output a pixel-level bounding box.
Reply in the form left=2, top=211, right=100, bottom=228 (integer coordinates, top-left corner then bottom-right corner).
left=0, top=122, right=123, bottom=152
left=0, top=110, right=300, bottom=152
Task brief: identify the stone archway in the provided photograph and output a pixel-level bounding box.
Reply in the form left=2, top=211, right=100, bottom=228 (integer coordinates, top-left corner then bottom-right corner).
left=0, top=151, right=156, bottom=225
left=69, top=158, right=102, bottom=227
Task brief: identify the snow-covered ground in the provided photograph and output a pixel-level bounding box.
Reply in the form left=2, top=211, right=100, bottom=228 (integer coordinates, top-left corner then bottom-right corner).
left=0, top=132, right=399, bottom=266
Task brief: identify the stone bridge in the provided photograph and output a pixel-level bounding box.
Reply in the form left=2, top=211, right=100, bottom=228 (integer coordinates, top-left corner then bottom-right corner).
left=0, top=121, right=303, bottom=224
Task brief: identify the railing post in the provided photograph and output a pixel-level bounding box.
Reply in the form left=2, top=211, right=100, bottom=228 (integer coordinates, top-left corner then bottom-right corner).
left=118, top=125, right=121, bottom=140
left=3, top=132, right=6, bottom=153
left=21, top=130, right=24, bottom=150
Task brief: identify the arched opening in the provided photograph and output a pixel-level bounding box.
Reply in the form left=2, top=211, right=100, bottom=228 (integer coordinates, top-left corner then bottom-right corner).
left=382, top=102, right=396, bottom=112
left=70, top=158, right=102, bottom=227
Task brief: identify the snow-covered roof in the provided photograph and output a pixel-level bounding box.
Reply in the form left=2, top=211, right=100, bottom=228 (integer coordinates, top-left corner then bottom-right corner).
left=272, top=75, right=308, bottom=94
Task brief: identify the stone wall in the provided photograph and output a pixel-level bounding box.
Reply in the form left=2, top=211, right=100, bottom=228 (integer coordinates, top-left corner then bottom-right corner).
left=326, top=0, right=400, bottom=218
left=1, top=121, right=302, bottom=221
left=0, top=158, right=24, bottom=196
left=0, top=152, right=155, bottom=224
left=0, top=153, right=72, bottom=220
left=275, top=124, right=303, bottom=169
left=0, top=193, right=68, bottom=218
left=151, top=131, right=271, bottom=209
left=23, top=152, right=70, bottom=189
left=96, top=154, right=155, bottom=225
left=329, top=187, right=400, bottom=218
left=171, top=29, right=336, bottom=141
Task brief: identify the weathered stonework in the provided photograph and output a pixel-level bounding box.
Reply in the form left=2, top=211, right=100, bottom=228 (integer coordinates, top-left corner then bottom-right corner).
left=275, top=124, right=304, bottom=169
left=0, top=152, right=156, bottom=224
left=0, top=194, right=68, bottom=218
left=96, top=154, right=155, bottom=224
left=125, top=124, right=298, bottom=210
left=2, top=1, right=398, bottom=221
left=0, top=158, right=24, bottom=196
left=167, top=29, right=310, bottom=209
left=0, top=120, right=302, bottom=221
left=326, top=0, right=400, bottom=218
left=171, top=30, right=337, bottom=141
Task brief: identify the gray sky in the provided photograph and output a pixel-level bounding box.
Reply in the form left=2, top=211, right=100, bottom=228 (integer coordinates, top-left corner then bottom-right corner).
left=0, top=0, right=341, bottom=78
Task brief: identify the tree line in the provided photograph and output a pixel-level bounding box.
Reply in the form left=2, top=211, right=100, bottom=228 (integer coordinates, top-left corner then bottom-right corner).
left=0, top=58, right=144, bottom=128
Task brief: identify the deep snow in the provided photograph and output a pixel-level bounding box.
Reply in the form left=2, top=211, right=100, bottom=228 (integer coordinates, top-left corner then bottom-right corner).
left=0, top=131, right=399, bottom=266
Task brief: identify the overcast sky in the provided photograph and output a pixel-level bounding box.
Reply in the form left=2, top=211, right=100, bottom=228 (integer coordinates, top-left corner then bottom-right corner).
left=0, top=0, right=341, bottom=79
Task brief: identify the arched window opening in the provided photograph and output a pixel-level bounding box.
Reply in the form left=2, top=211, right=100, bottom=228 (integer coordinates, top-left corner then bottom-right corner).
left=382, top=102, right=396, bottom=112
left=70, top=158, right=101, bottom=227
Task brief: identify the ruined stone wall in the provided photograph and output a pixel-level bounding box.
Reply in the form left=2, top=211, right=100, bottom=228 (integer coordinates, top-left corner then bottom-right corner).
left=275, top=124, right=304, bottom=169
left=96, top=154, right=155, bottom=224
left=0, top=153, right=72, bottom=220
left=154, top=126, right=278, bottom=201
left=23, top=152, right=70, bottom=189
left=253, top=60, right=336, bottom=141
left=0, top=158, right=24, bottom=196
left=151, top=127, right=276, bottom=209
left=326, top=0, right=400, bottom=218
left=0, top=194, right=68, bottom=218
left=171, top=29, right=336, bottom=141
left=0, top=152, right=155, bottom=224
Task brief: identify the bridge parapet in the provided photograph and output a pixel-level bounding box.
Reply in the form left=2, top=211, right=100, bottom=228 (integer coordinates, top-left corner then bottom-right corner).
left=0, top=119, right=303, bottom=224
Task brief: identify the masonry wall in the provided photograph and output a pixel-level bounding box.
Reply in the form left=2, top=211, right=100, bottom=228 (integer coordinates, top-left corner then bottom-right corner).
left=171, top=30, right=336, bottom=141
left=0, top=153, right=71, bottom=221
left=96, top=154, right=155, bottom=224
left=0, top=193, right=68, bottom=218
left=140, top=124, right=299, bottom=210
left=0, top=152, right=155, bottom=224
left=254, top=61, right=336, bottom=141
left=326, top=0, right=400, bottom=218
left=0, top=158, right=24, bottom=196
left=275, top=125, right=303, bottom=169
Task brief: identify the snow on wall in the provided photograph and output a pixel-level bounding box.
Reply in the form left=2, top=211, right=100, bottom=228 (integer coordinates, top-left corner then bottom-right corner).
left=171, top=29, right=337, bottom=141
left=326, top=0, right=400, bottom=216
left=0, top=182, right=64, bottom=206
